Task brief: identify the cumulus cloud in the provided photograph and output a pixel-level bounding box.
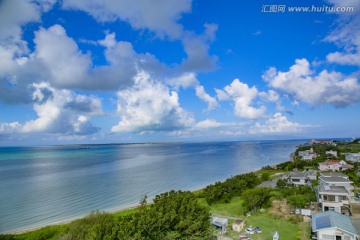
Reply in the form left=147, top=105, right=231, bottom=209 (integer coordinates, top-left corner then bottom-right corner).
left=0, top=0, right=56, bottom=104
left=259, top=89, right=284, bottom=111
left=263, top=58, right=360, bottom=107
left=0, top=122, right=22, bottom=134
left=0, top=82, right=102, bottom=136
left=250, top=113, right=309, bottom=134
left=324, top=0, right=360, bottom=66
left=216, top=79, right=266, bottom=119
left=0, top=0, right=55, bottom=43
left=34, top=24, right=92, bottom=88
left=22, top=82, right=102, bottom=135
left=34, top=27, right=160, bottom=90
left=195, top=85, right=218, bottom=111
left=62, top=0, right=191, bottom=39
left=62, top=0, right=217, bottom=72
left=167, top=72, right=198, bottom=90
left=167, top=72, right=218, bottom=111
left=112, top=72, right=194, bottom=133
left=0, top=24, right=167, bottom=105
left=195, top=119, right=224, bottom=129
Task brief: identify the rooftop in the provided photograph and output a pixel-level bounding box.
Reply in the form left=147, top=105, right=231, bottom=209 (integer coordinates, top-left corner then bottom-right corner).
left=289, top=170, right=317, bottom=179
left=320, top=173, right=348, bottom=178
left=319, top=176, right=353, bottom=183
left=320, top=160, right=341, bottom=165
left=312, top=211, right=358, bottom=236
left=318, top=185, right=349, bottom=195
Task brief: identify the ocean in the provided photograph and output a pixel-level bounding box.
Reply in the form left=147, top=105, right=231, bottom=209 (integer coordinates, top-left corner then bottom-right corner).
left=0, top=140, right=303, bottom=234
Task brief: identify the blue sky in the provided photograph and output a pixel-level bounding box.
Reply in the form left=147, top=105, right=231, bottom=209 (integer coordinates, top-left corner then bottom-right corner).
left=0, top=0, right=359, bottom=145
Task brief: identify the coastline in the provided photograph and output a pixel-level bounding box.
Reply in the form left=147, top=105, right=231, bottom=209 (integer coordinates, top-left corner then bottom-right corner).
left=5, top=163, right=288, bottom=235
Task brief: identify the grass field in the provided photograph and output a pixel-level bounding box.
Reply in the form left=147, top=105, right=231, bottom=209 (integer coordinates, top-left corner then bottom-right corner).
left=207, top=197, right=245, bottom=217
left=204, top=196, right=310, bottom=240
left=225, top=212, right=303, bottom=240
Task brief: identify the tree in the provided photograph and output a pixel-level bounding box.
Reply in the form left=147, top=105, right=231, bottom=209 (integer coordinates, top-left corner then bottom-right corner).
left=276, top=179, right=287, bottom=189
left=241, top=187, right=271, bottom=212
left=287, top=195, right=309, bottom=208
left=261, top=172, right=270, bottom=182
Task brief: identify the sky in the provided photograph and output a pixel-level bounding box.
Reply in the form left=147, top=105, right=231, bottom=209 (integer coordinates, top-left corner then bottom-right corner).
left=0, top=0, right=359, bottom=145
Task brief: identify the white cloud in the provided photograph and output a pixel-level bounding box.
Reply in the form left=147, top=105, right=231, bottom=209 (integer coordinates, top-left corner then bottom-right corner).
left=259, top=89, right=284, bottom=111
left=216, top=79, right=266, bottom=119
left=250, top=113, right=309, bottom=134
left=62, top=0, right=191, bottom=39
left=112, top=72, right=194, bottom=133
left=0, top=25, right=167, bottom=104
left=327, top=51, right=360, bottom=66
left=324, top=0, right=360, bottom=66
left=0, top=82, right=103, bottom=136
left=167, top=72, right=198, bottom=90
left=195, top=119, right=223, bottom=129
left=0, top=122, right=22, bottom=134
left=0, top=0, right=54, bottom=43
left=34, top=24, right=92, bottom=88
left=263, top=58, right=360, bottom=107
left=98, top=32, right=116, bottom=48
left=167, top=72, right=218, bottom=111
left=195, top=85, right=218, bottom=111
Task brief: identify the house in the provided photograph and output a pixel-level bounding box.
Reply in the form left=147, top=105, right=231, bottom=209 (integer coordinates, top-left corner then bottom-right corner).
left=288, top=170, right=317, bottom=185
left=317, top=173, right=354, bottom=214
left=232, top=219, right=245, bottom=232
left=345, top=153, right=360, bottom=162
left=211, top=216, right=228, bottom=233
left=298, top=148, right=317, bottom=160
left=325, top=150, right=338, bottom=157
left=319, top=160, right=353, bottom=172
left=311, top=211, right=359, bottom=240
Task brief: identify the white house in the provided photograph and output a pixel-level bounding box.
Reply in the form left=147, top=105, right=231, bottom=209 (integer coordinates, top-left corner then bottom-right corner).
left=326, top=150, right=338, bottom=157
left=345, top=153, right=360, bottom=162
left=317, top=173, right=354, bottom=214
left=311, top=211, right=359, bottom=240
left=288, top=170, right=317, bottom=185
left=298, top=148, right=317, bottom=160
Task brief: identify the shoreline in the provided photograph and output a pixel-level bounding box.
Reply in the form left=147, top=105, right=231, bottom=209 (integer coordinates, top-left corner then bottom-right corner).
left=4, top=164, right=287, bottom=235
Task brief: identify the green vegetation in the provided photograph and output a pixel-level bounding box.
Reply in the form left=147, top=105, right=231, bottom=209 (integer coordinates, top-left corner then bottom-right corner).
left=244, top=213, right=299, bottom=240
left=282, top=185, right=316, bottom=208
left=207, top=197, right=244, bottom=217
left=1, top=191, right=211, bottom=240
left=202, top=172, right=261, bottom=204
left=241, top=187, right=271, bottom=212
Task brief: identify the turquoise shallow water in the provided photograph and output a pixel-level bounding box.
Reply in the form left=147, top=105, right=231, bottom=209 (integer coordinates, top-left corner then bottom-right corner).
left=0, top=140, right=303, bottom=233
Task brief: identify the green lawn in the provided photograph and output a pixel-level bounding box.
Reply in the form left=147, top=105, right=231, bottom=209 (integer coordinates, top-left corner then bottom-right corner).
left=199, top=196, right=245, bottom=217
left=226, top=212, right=301, bottom=240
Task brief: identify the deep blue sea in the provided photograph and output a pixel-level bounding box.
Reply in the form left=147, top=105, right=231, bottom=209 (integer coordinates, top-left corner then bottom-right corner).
left=0, top=140, right=303, bottom=233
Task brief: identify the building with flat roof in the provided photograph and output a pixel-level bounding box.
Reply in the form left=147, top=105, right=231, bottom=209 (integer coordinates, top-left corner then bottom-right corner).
left=288, top=170, right=317, bottom=186
left=317, top=173, right=354, bottom=215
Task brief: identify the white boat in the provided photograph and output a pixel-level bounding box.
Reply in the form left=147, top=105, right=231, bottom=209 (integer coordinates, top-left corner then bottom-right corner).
left=273, top=231, right=279, bottom=240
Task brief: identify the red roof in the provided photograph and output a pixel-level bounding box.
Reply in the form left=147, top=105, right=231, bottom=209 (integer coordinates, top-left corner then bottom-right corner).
left=321, top=160, right=341, bottom=165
